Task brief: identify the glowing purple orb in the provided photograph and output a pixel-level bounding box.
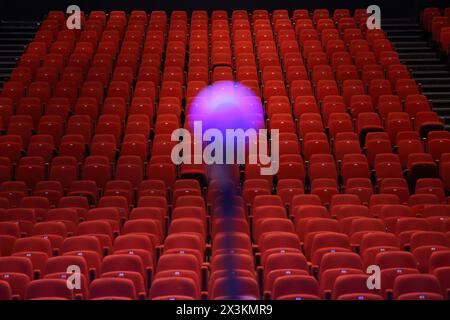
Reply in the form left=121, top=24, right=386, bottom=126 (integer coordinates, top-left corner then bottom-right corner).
left=188, top=81, right=264, bottom=134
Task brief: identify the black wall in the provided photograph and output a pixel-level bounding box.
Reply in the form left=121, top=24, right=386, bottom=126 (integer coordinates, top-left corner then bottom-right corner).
left=0, top=0, right=449, bottom=21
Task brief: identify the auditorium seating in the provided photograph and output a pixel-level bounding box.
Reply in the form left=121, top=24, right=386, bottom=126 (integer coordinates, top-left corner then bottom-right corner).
left=0, top=8, right=449, bottom=300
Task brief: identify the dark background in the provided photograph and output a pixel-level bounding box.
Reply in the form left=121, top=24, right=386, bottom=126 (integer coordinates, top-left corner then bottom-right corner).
left=0, top=0, right=449, bottom=21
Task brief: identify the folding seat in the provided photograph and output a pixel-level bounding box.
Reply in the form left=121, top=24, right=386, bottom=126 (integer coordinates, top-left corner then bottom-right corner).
left=31, top=221, right=67, bottom=253
left=341, top=154, right=371, bottom=184
left=375, top=252, right=419, bottom=291
left=326, top=113, right=353, bottom=140
left=53, top=80, right=79, bottom=108
left=59, top=66, right=84, bottom=89
left=95, top=114, right=122, bottom=143
left=20, top=196, right=49, bottom=222
left=332, top=274, right=383, bottom=300
left=386, top=112, right=413, bottom=144
left=356, top=113, right=384, bottom=146
left=101, top=254, right=146, bottom=293
left=0, top=181, right=27, bottom=208
left=374, top=153, right=403, bottom=182
left=48, top=156, right=78, bottom=191
left=427, top=131, right=450, bottom=162
left=150, top=276, right=199, bottom=300
left=318, top=252, right=363, bottom=281
left=368, top=80, right=393, bottom=108
left=343, top=28, right=362, bottom=44
left=364, top=133, right=392, bottom=168
left=14, top=156, right=45, bottom=190
left=329, top=194, right=361, bottom=210
left=334, top=138, right=361, bottom=162
left=320, top=28, right=340, bottom=47
left=89, top=278, right=137, bottom=300
left=88, top=134, right=117, bottom=162
left=113, top=155, right=143, bottom=189
left=146, top=161, right=177, bottom=189
left=263, top=80, right=286, bottom=102
left=377, top=95, right=402, bottom=119
left=345, top=216, right=386, bottom=246
left=120, top=134, right=148, bottom=163
left=66, top=115, right=92, bottom=145
left=12, top=237, right=51, bottom=275
left=362, top=65, right=384, bottom=90
left=354, top=52, right=376, bottom=70
left=422, top=204, right=450, bottom=220
left=25, top=279, right=74, bottom=300
left=302, top=133, right=330, bottom=160
left=0, top=221, right=19, bottom=256
left=163, top=233, right=205, bottom=264
left=297, top=113, right=324, bottom=139
left=332, top=204, right=372, bottom=227
left=371, top=38, right=394, bottom=60
left=310, top=178, right=339, bottom=206
left=17, top=54, right=40, bottom=78
left=310, top=232, right=351, bottom=268
left=415, top=178, right=446, bottom=203
left=316, top=80, right=339, bottom=102
left=58, top=196, right=90, bottom=220
left=387, top=64, right=411, bottom=89
left=208, top=276, right=259, bottom=300
left=126, top=118, right=151, bottom=142
left=277, top=154, right=306, bottom=182
left=8, top=115, right=33, bottom=146
left=341, top=177, right=372, bottom=204
left=300, top=217, right=341, bottom=255
left=137, top=179, right=166, bottom=198
left=415, top=111, right=445, bottom=138
left=393, top=274, right=443, bottom=300
left=336, top=65, right=359, bottom=86
left=77, top=219, right=114, bottom=254
left=396, top=79, right=420, bottom=101
left=375, top=45, right=398, bottom=66
left=78, top=82, right=102, bottom=107
left=409, top=194, right=441, bottom=216
left=16, top=97, right=42, bottom=128
left=270, top=275, right=320, bottom=300
left=304, top=43, right=325, bottom=67
left=67, top=53, right=92, bottom=76
left=325, top=40, right=346, bottom=57
left=407, top=153, right=439, bottom=186
left=80, top=156, right=111, bottom=190
left=73, top=97, right=99, bottom=121
left=156, top=252, right=201, bottom=283
left=36, top=115, right=65, bottom=147
left=311, top=65, right=334, bottom=85
left=258, top=231, right=302, bottom=262
left=378, top=177, right=410, bottom=206
left=411, top=231, right=450, bottom=272
left=212, top=232, right=253, bottom=257
left=308, top=154, right=337, bottom=182
left=67, top=180, right=99, bottom=206
left=395, top=217, right=430, bottom=248
left=122, top=218, right=162, bottom=247
left=0, top=135, right=23, bottom=164
left=58, top=135, right=86, bottom=163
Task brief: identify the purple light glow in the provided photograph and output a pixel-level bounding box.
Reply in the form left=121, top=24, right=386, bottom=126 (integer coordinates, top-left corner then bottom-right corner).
left=187, top=81, right=264, bottom=134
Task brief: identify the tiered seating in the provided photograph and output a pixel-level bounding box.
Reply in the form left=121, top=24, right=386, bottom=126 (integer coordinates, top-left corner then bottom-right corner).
left=0, top=8, right=449, bottom=300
